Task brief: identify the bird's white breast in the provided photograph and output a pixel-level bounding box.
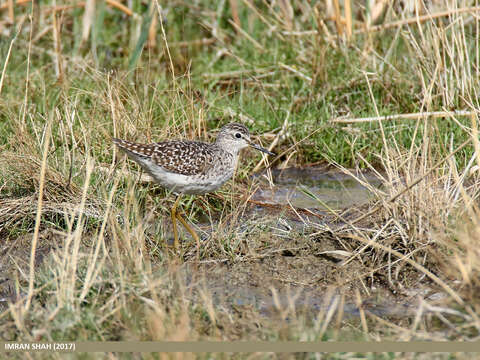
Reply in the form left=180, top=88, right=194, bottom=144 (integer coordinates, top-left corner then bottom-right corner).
left=138, top=158, right=233, bottom=195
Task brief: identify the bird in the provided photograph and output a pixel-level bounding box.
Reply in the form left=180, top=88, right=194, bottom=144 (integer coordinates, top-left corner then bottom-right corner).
left=113, top=122, right=275, bottom=251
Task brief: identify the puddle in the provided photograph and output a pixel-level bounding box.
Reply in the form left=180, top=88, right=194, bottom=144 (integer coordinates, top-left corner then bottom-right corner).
left=252, top=167, right=382, bottom=210
left=183, top=262, right=418, bottom=321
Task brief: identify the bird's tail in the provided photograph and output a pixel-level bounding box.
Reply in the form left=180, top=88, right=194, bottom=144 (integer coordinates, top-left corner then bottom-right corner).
left=112, top=138, right=153, bottom=159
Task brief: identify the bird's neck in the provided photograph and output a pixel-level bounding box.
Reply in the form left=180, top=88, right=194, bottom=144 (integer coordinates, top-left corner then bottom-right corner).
left=215, top=140, right=240, bottom=157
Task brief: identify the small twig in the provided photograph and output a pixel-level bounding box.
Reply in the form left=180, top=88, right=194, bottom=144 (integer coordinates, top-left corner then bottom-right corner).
left=202, top=68, right=272, bottom=79
left=105, top=0, right=133, bottom=16
left=282, top=6, right=480, bottom=37
left=331, top=110, right=473, bottom=123
left=363, top=5, right=480, bottom=33
left=223, top=107, right=255, bottom=125
left=279, top=62, right=312, bottom=82
left=228, top=19, right=264, bottom=51
left=239, top=0, right=283, bottom=40
left=169, top=38, right=216, bottom=48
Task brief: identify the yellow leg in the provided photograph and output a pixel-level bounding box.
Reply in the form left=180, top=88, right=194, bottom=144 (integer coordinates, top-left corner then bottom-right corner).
left=175, top=212, right=201, bottom=250
left=171, top=196, right=182, bottom=250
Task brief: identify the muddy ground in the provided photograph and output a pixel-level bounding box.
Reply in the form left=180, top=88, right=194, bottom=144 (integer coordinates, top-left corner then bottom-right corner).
left=0, top=167, right=442, bottom=339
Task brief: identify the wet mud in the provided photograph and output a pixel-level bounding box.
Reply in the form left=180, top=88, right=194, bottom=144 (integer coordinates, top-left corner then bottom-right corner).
left=0, top=167, right=435, bottom=328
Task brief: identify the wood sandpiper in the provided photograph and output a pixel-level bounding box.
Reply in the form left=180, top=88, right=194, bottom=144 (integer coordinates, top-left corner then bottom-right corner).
left=113, top=123, right=275, bottom=250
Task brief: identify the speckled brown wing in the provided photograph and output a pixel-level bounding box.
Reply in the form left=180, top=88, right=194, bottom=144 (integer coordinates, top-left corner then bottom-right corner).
left=151, top=140, right=216, bottom=176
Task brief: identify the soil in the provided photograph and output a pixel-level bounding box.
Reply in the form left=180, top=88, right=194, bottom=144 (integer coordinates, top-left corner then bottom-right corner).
left=0, top=168, right=438, bottom=337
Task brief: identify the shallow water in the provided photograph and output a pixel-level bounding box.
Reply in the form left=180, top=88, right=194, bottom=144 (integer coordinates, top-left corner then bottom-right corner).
left=252, top=167, right=382, bottom=210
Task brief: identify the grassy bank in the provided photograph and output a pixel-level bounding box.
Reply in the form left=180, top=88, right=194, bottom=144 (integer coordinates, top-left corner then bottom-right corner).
left=1, top=0, right=480, bottom=354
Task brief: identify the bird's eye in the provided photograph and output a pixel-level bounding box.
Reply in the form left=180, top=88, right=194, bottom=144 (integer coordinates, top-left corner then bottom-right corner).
left=235, top=133, right=242, bottom=139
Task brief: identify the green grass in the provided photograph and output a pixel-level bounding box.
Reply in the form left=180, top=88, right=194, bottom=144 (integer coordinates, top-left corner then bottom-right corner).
left=1, top=1, right=475, bottom=170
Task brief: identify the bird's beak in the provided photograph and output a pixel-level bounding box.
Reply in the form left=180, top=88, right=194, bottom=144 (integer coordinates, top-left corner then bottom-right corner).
left=248, top=141, right=275, bottom=156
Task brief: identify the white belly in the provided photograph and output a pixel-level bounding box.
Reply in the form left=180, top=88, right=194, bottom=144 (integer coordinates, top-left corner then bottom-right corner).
left=142, top=160, right=233, bottom=195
